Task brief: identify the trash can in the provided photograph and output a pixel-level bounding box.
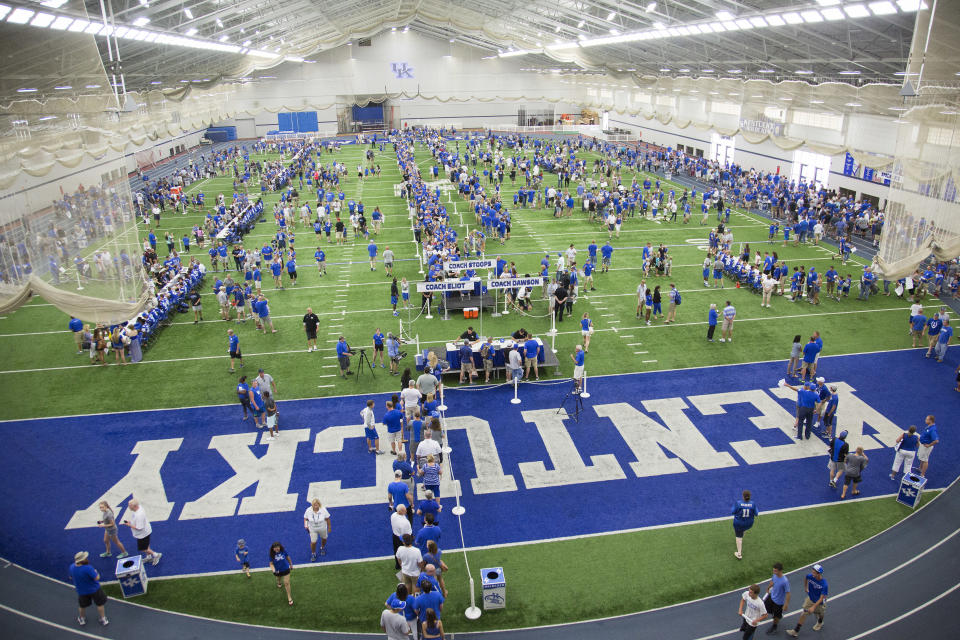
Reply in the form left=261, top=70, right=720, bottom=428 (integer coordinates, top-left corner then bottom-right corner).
left=896, top=473, right=927, bottom=509
left=481, top=567, right=505, bottom=610
left=115, top=555, right=149, bottom=598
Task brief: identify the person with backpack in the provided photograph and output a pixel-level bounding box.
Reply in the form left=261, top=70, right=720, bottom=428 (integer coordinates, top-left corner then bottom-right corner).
left=665, top=283, right=680, bottom=323
left=480, top=338, right=494, bottom=383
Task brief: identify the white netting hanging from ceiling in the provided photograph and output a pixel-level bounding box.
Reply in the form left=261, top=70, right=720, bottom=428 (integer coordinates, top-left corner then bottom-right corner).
left=0, top=14, right=152, bottom=321
left=873, top=1, right=960, bottom=279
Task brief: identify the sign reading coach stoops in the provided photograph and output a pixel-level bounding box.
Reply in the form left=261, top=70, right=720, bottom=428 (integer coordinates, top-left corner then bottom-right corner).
left=0, top=351, right=957, bottom=581
left=444, top=258, right=495, bottom=271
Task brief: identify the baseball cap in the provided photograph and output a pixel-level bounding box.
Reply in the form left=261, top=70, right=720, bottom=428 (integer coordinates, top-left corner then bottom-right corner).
left=394, top=470, right=402, bottom=477
left=812, top=564, right=824, bottom=574
left=839, top=430, right=848, bottom=439
left=816, top=377, right=825, bottom=383
left=237, top=539, right=245, bottom=547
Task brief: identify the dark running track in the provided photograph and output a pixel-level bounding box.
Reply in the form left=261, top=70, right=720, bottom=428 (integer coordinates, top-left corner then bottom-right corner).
left=2, top=478, right=957, bottom=640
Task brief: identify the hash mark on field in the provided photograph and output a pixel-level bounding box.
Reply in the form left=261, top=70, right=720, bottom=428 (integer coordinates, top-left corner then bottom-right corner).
left=634, top=351, right=649, bottom=355
left=642, top=359, right=658, bottom=363
left=601, top=313, right=615, bottom=317
left=318, top=374, right=337, bottom=378
left=317, top=384, right=335, bottom=388
left=627, top=342, right=643, bottom=346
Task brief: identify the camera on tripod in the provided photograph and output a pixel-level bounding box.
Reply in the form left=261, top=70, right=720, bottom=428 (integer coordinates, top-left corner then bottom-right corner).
left=393, top=351, right=408, bottom=362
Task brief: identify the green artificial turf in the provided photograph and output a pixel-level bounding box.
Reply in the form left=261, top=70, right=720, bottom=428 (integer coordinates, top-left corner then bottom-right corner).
left=101, top=492, right=938, bottom=632
left=0, top=141, right=901, bottom=421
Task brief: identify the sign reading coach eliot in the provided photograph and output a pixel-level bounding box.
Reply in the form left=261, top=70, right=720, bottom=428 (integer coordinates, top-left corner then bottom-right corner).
left=66, top=381, right=904, bottom=528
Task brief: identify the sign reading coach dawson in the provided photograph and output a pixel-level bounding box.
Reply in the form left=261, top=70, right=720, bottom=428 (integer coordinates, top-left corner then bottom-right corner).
left=416, top=279, right=477, bottom=293
left=444, top=258, right=495, bottom=271
left=488, top=277, right=546, bottom=290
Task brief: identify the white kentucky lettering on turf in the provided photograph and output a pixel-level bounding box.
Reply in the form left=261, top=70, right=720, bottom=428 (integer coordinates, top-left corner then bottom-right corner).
left=594, top=400, right=736, bottom=476
left=518, top=409, right=626, bottom=488
left=687, top=390, right=823, bottom=464
left=66, top=438, right=183, bottom=529
left=444, top=416, right=518, bottom=494
left=180, top=430, right=309, bottom=519
left=308, top=424, right=459, bottom=508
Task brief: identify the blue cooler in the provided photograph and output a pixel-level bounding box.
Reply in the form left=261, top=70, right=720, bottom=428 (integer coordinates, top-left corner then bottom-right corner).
left=116, top=555, right=149, bottom=598
left=481, top=566, right=505, bottom=610
left=896, top=473, right=927, bottom=509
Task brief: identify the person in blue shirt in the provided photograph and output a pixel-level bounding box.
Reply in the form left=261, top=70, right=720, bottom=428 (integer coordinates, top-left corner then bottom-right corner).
left=415, top=513, right=442, bottom=555
left=372, top=328, right=386, bottom=368
left=383, top=400, right=405, bottom=456
left=707, top=303, right=718, bottom=342
left=270, top=258, right=284, bottom=289
left=786, top=565, right=828, bottom=636
left=925, top=312, right=943, bottom=358
left=784, top=380, right=818, bottom=439
left=891, top=424, right=920, bottom=480
left=314, top=247, right=326, bottom=276
left=286, top=256, right=298, bottom=286
left=336, top=336, right=354, bottom=377
left=799, top=335, right=821, bottom=382
left=857, top=267, right=877, bottom=300
left=571, top=344, right=586, bottom=392
left=828, top=430, right=850, bottom=488
left=524, top=336, right=541, bottom=380
left=414, top=580, right=445, bottom=627
left=367, top=240, right=378, bottom=271
left=388, top=468, right=413, bottom=512
left=268, top=541, right=294, bottom=606
left=731, top=489, right=758, bottom=560
left=235, top=538, right=251, bottom=578
left=70, top=551, right=108, bottom=626
left=765, top=562, right=791, bottom=633
left=227, top=329, right=243, bottom=373
left=236, top=376, right=252, bottom=421
left=820, top=384, right=839, bottom=438
left=600, top=242, right=614, bottom=273
left=69, top=316, right=84, bottom=354
left=917, top=414, right=939, bottom=477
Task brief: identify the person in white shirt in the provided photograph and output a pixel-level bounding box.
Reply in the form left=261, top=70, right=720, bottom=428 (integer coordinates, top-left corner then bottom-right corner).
left=380, top=602, right=411, bottom=640
left=507, top=346, right=523, bottom=382
left=565, top=244, right=577, bottom=267
left=121, top=499, right=161, bottom=566
left=400, top=381, right=422, bottom=421
left=395, top=532, right=423, bottom=594
left=737, top=583, right=769, bottom=639
left=303, top=499, right=331, bottom=561
left=415, top=437, right=441, bottom=468
left=391, top=505, right=413, bottom=573
left=362, top=399, right=382, bottom=454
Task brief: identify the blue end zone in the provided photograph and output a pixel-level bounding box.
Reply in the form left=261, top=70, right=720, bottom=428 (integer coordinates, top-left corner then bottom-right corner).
left=1, top=349, right=956, bottom=581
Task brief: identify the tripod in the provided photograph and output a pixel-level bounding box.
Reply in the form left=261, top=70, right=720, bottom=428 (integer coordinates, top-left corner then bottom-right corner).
left=356, top=349, right=375, bottom=382
left=557, top=382, right=584, bottom=422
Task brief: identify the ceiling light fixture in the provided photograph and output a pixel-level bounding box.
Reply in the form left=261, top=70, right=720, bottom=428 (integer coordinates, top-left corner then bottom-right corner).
left=715, top=10, right=734, bottom=20
left=30, top=12, right=55, bottom=27
left=758, top=68, right=775, bottom=74
left=50, top=16, right=72, bottom=29
left=782, top=12, right=804, bottom=24
left=821, top=7, right=845, bottom=19
left=185, top=27, right=198, bottom=36
left=800, top=9, right=823, bottom=22
left=606, top=11, right=616, bottom=21
left=216, top=18, right=223, bottom=28
left=838, top=70, right=861, bottom=75
left=844, top=4, right=871, bottom=17
left=766, top=14, right=786, bottom=26
left=54, top=85, right=72, bottom=89
left=577, top=19, right=584, bottom=27
left=184, top=8, right=193, bottom=19
left=868, top=1, right=897, bottom=14
left=7, top=7, right=35, bottom=23
left=133, top=17, right=150, bottom=27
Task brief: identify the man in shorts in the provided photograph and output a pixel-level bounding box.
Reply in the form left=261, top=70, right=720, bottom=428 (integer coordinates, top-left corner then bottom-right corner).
left=70, top=551, right=109, bottom=626
left=303, top=307, right=320, bottom=352
left=189, top=290, right=202, bottom=323
left=786, top=564, right=828, bottom=636
left=764, top=562, right=791, bottom=634
left=458, top=339, right=477, bottom=384
left=263, top=391, right=279, bottom=439
left=121, top=499, right=161, bottom=566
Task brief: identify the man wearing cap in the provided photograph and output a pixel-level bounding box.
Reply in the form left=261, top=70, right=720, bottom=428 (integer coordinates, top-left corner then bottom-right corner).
left=799, top=336, right=821, bottom=382
left=256, top=368, right=277, bottom=398
left=121, top=498, right=161, bottom=566
left=783, top=381, right=819, bottom=440
left=70, top=551, right=108, bottom=627
left=828, top=431, right=850, bottom=488
left=380, top=589, right=412, bottom=640
left=786, top=564, right=828, bottom=636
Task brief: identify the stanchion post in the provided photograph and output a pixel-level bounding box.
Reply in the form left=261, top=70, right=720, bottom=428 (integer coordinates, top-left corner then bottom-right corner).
left=465, top=576, right=482, bottom=620
left=510, top=374, right=521, bottom=404
left=437, top=384, right=448, bottom=412
left=75, top=271, right=84, bottom=291
left=580, top=369, right=591, bottom=399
